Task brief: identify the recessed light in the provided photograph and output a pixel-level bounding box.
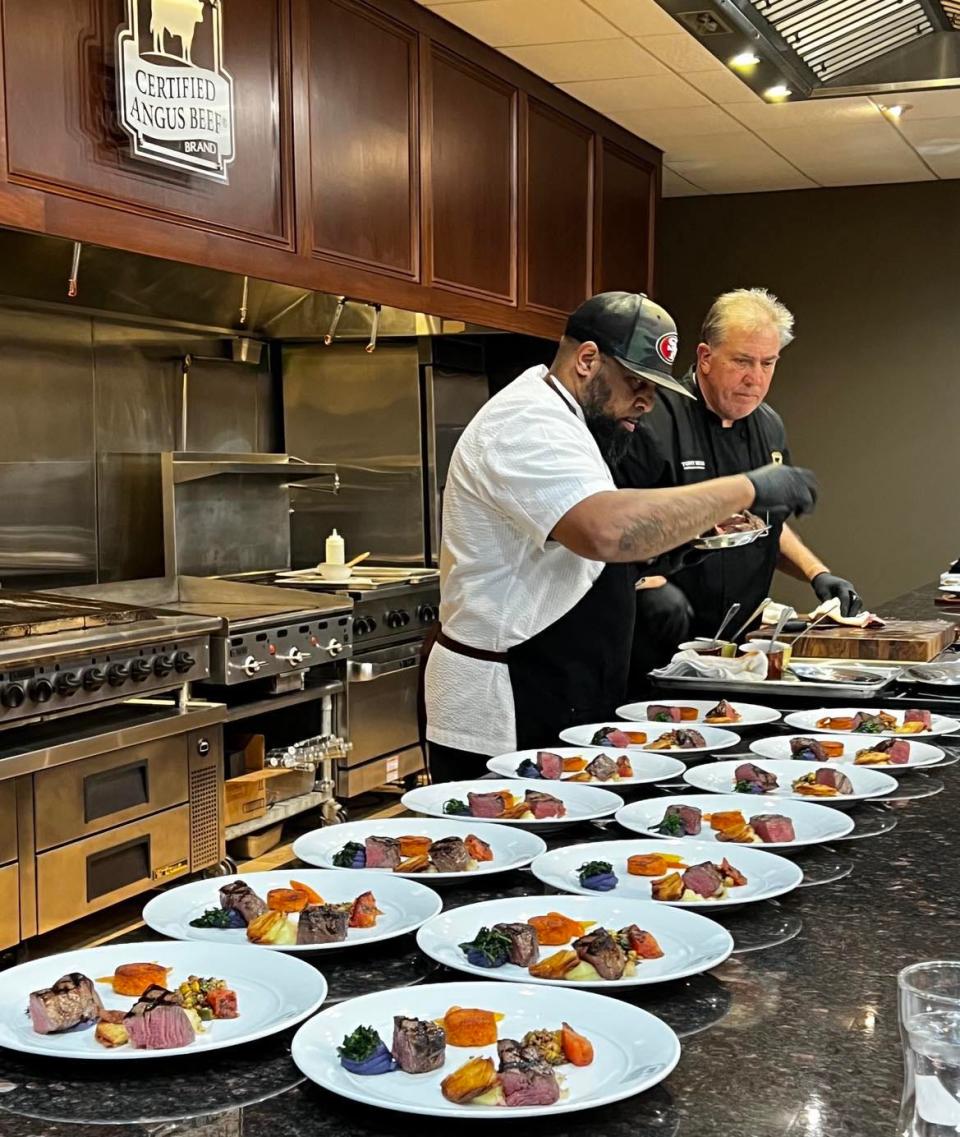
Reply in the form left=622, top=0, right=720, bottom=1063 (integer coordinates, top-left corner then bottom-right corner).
left=764, top=84, right=792, bottom=100
left=730, top=51, right=761, bottom=68
left=881, top=103, right=912, bottom=120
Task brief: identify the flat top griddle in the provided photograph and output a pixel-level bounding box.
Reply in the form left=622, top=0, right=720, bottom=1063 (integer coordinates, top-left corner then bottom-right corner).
left=0, top=593, right=154, bottom=640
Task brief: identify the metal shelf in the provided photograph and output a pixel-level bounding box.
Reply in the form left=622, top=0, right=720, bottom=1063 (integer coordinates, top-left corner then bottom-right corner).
left=224, top=790, right=330, bottom=840
left=223, top=679, right=343, bottom=723
left=169, top=452, right=337, bottom=485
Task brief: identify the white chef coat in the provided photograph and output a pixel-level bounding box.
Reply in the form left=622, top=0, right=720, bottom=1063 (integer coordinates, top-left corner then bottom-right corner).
left=425, top=364, right=617, bottom=756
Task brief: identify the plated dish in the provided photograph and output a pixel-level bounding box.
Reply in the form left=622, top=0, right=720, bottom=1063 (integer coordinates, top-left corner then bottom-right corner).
left=0, top=942, right=327, bottom=1060
left=683, top=759, right=896, bottom=803
left=143, top=870, right=442, bottom=951
left=291, top=980, right=680, bottom=1117
left=615, top=699, right=781, bottom=729
left=416, top=896, right=733, bottom=989
left=293, top=820, right=546, bottom=880
left=694, top=511, right=769, bottom=550
left=559, top=721, right=740, bottom=755
left=749, top=733, right=944, bottom=771
left=400, top=781, right=622, bottom=830
left=529, top=839, right=803, bottom=908
left=486, top=746, right=684, bottom=786
left=784, top=707, right=959, bottom=738
left=615, top=793, right=854, bottom=848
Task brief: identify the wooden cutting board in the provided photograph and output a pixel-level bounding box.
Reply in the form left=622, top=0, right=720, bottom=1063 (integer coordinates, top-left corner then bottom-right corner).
left=789, top=619, right=957, bottom=662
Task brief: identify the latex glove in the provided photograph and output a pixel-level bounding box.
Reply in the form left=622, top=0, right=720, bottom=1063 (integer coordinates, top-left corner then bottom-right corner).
left=812, top=572, right=863, bottom=617
left=746, top=463, right=818, bottom=517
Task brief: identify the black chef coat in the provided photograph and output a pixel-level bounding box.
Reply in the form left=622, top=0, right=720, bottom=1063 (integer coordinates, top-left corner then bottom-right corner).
left=617, top=369, right=790, bottom=637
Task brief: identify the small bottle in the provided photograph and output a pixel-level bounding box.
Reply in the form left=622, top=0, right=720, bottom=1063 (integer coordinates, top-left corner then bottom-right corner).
left=325, top=528, right=345, bottom=565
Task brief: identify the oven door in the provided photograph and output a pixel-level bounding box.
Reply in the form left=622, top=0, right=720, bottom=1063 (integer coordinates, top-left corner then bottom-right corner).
left=346, top=642, right=421, bottom=765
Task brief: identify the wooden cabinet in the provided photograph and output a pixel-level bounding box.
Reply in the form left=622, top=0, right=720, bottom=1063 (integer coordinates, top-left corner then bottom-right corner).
left=523, top=98, right=593, bottom=317
left=425, top=46, right=517, bottom=304
left=302, top=0, right=419, bottom=279
left=595, top=140, right=657, bottom=295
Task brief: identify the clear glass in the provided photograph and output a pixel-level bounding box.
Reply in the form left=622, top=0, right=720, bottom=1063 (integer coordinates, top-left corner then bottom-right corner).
left=899, top=961, right=960, bottom=1135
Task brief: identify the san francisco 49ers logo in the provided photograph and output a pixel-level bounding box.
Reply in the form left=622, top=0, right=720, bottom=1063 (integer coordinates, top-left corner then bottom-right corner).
left=656, top=332, right=678, bottom=365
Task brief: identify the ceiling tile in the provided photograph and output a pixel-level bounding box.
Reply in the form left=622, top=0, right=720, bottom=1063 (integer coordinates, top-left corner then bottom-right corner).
left=726, top=95, right=884, bottom=130
left=668, top=157, right=817, bottom=194
left=502, top=38, right=667, bottom=82
left=426, top=0, right=618, bottom=46
left=636, top=32, right=724, bottom=73
left=613, top=105, right=746, bottom=147
left=683, top=68, right=762, bottom=105
left=885, top=89, right=960, bottom=121
left=659, top=129, right=787, bottom=165
left=580, top=0, right=681, bottom=36
left=559, top=73, right=710, bottom=113
left=899, top=117, right=960, bottom=177
left=756, top=122, right=935, bottom=185
left=662, top=167, right=707, bottom=196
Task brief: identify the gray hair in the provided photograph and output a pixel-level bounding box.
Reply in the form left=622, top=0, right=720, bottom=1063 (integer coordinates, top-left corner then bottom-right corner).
left=700, top=288, right=795, bottom=349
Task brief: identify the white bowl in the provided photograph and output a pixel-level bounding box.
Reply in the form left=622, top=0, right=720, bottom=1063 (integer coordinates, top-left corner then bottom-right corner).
left=317, top=563, right=352, bottom=582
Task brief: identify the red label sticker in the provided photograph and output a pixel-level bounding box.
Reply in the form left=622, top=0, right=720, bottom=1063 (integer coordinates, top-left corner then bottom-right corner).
left=656, top=333, right=678, bottom=365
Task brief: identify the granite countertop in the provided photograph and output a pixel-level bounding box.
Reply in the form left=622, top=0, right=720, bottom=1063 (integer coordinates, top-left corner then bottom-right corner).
left=2, top=582, right=959, bottom=1137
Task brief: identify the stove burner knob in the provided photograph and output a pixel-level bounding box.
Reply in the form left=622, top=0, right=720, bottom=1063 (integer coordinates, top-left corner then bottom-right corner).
left=417, top=604, right=439, bottom=624
left=82, top=666, right=106, bottom=691
left=130, top=658, right=153, bottom=682
left=107, top=662, right=131, bottom=687
left=278, top=647, right=311, bottom=666
left=228, top=655, right=265, bottom=678
left=173, top=651, right=196, bottom=674
left=55, top=671, right=83, bottom=696
left=352, top=617, right=367, bottom=636
left=322, top=638, right=345, bottom=657
left=366, top=616, right=377, bottom=632
left=154, top=653, right=177, bottom=676
left=386, top=610, right=409, bottom=629
left=29, top=677, right=55, bottom=703
left=0, top=683, right=26, bottom=709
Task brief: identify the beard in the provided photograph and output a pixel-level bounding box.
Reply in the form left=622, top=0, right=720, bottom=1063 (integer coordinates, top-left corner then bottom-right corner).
left=582, top=369, right=633, bottom=470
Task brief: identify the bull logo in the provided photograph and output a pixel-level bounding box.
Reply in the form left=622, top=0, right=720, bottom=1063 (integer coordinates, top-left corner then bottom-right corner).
left=150, top=0, right=205, bottom=65
left=116, top=0, right=236, bottom=181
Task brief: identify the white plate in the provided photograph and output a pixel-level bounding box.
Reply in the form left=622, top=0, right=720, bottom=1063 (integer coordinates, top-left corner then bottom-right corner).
left=400, top=781, right=622, bottom=830
left=530, top=839, right=802, bottom=908
left=0, top=941, right=326, bottom=1060
left=559, top=721, right=740, bottom=755
left=749, top=733, right=944, bottom=771
left=142, top=870, right=442, bottom=951
left=416, top=895, right=733, bottom=988
left=615, top=793, right=854, bottom=848
left=291, top=980, right=680, bottom=1118
left=486, top=746, right=685, bottom=786
left=784, top=707, right=959, bottom=738
left=683, top=758, right=897, bottom=803
left=293, top=820, right=546, bottom=880
left=616, top=699, right=781, bottom=729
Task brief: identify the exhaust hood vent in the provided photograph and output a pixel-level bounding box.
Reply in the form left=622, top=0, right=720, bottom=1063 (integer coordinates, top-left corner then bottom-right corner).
left=676, top=8, right=736, bottom=35
left=942, top=0, right=960, bottom=29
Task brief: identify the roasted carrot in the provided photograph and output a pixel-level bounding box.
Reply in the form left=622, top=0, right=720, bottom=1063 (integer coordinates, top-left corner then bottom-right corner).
left=267, top=888, right=310, bottom=913
left=289, top=879, right=322, bottom=905
left=561, top=1022, right=594, bottom=1066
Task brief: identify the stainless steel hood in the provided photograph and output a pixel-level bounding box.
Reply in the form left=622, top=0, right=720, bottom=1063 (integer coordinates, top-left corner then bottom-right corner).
left=0, top=226, right=500, bottom=341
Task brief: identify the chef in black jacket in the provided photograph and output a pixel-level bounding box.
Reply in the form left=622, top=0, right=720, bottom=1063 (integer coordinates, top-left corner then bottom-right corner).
left=620, top=288, right=862, bottom=683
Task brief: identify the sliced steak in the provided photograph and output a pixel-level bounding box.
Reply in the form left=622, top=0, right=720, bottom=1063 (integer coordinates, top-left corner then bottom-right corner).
left=428, top=836, right=471, bottom=873
left=790, top=737, right=826, bottom=761
left=364, top=835, right=401, bottom=869
left=681, top=861, right=724, bottom=899
left=572, top=928, right=627, bottom=980
left=735, top=762, right=779, bottom=790
left=905, top=709, right=933, bottom=729
left=662, top=803, right=702, bottom=835
left=815, top=767, right=854, bottom=794
left=492, top=922, right=540, bottom=967
left=751, top=814, right=796, bottom=843
left=392, top=1016, right=446, bottom=1074
left=584, top=753, right=618, bottom=781
left=705, top=699, right=739, bottom=722
left=873, top=738, right=911, bottom=764
left=524, top=790, right=566, bottom=819
left=591, top=726, right=632, bottom=748
left=125, top=988, right=194, bottom=1051
left=535, top=751, right=564, bottom=779
left=29, top=973, right=103, bottom=1035
left=675, top=729, right=706, bottom=749
left=498, top=1048, right=560, bottom=1107
left=647, top=704, right=682, bottom=723
left=219, top=881, right=266, bottom=926
left=297, top=904, right=348, bottom=945
left=467, top=791, right=507, bottom=819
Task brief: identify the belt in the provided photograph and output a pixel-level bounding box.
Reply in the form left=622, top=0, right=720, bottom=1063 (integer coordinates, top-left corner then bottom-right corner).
left=436, top=629, right=509, bottom=664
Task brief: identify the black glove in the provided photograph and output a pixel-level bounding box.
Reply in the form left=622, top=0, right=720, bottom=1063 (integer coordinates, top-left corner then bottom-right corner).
left=812, top=572, right=863, bottom=617
left=746, top=463, right=818, bottom=518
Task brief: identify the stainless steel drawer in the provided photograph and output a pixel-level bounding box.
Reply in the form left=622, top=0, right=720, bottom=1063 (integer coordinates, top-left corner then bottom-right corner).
left=0, top=863, right=19, bottom=950
left=346, top=642, right=420, bottom=766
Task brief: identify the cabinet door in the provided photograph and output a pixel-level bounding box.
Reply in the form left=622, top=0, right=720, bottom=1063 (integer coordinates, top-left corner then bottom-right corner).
left=595, top=140, right=656, bottom=295
left=524, top=99, right=593, bottom=317
left=1, top=0, right=291, bottom=245
left=426, top=46, right=517, bottom=304
left=304, top=0, right=419, bottom=279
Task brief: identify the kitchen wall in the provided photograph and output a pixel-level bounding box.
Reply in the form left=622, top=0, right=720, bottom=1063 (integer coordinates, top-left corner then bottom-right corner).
left=658, top=179, right=960, bottom=611
left=0, top=302, right=277, bottom=588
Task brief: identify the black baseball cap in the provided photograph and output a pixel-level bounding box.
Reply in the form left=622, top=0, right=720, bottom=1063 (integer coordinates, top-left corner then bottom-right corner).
left=565, top=291, right=693, bottom=399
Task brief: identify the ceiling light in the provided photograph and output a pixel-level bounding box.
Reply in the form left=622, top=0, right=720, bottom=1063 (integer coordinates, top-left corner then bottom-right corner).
left=730, top=51, right=761, bottom=68
left=881, top=103, right=912, bottom=120
left=764, top=84, right=792, bottom=101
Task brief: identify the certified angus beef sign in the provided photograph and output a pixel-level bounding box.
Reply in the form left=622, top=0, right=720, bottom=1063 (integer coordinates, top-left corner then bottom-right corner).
left=116, top=0, right=236, bottom=182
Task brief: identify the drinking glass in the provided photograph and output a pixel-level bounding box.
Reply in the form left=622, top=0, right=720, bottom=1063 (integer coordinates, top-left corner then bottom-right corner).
left=899, top=961, right=960, bottom=1135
